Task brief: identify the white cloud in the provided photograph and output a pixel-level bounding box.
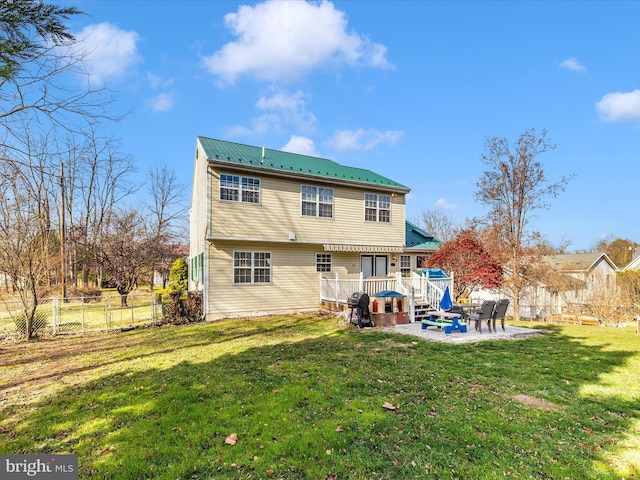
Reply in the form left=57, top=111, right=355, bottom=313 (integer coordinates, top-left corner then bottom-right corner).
left=227, top=89, right=316, bottom=137
left=146, top=72, right=174, bottom=89
left=256, top=90, right=316, bottom=133
left=145, top=93, right=174, bottom=112
left=434, top=197, right=458, bottom=210
left=202, top=0, right=392, bottom=85
left=226, top=114, right=282, bottom=137
left=596, top=89, right=640, bottom=122
left=328, top=128, right=403, bottom=151
left=281, top=135, right=319, bottom=156
left=559, top=57, right=586, bottom=72
left=75, top=22, right=141, bottom=85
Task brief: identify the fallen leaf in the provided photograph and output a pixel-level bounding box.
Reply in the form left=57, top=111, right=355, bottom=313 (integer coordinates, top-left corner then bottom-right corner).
left=225, top=433, right=238, bottom=445
left=383, top=401, right=397, bottom=410
left=336, top=425, right=345, bottom=432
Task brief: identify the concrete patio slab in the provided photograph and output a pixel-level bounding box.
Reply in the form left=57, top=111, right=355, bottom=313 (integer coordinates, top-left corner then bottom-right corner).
left=380, top=321, right=542, bottom=344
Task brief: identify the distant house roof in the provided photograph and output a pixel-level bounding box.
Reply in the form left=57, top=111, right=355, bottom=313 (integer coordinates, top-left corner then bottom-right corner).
left=623, top=251, right=640, bottom=271
left=543, top=252, right=617, bottom=272
left=404, top=221, right=442, bottom=251
left=197, top=136, right=410, bottom=192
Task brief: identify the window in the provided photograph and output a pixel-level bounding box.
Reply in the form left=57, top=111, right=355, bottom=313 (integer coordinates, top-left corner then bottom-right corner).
left=233, top=251, right=271, bottom=284
left=220, top=174, right=260, bottom=203
left=416, top=256, right=428, bottom=269
left=301, top=185, right=333, bottom=218
left=400, top=255, right=411, bottom=277
left=364, top=193, right=391, bottom=222
left=316, top=253, right=332, bottom=273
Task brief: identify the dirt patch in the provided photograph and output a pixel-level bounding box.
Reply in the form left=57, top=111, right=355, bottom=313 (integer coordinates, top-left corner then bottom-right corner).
left=513, top=394, right=559, bottom=411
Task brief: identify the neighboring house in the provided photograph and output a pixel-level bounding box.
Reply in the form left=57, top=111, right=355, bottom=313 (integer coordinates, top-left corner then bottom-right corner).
left=153, top=244, right=189, bottom=288
left=189, top=137, right=411, bottom=320
left=400, top=221, right=442, bottom=276
left=518, top=252, right=618, bottom=317
left=623, top=251, right=640, bottom=271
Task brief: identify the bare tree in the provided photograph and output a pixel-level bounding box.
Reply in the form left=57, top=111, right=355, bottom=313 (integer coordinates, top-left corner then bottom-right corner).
left=420, top=209, right=459, bottom=242
left=475, top=129, right=573, bottom=320
left=0, top=158, right=56, bottom=338
left=60, top=128, right=138, bottom=288
left=99, top=210, right=153, bottom=307
left=144, top=163, right=188, bottom=289
left=1, top=1, right=118, bottom=170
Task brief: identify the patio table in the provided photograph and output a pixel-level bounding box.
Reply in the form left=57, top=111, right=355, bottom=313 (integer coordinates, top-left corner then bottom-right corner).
left=451, top=303, right=482, bottom=319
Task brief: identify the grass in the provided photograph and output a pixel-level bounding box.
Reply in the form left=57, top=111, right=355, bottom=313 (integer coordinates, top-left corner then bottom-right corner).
left=1, top=314, right=639, bottom=479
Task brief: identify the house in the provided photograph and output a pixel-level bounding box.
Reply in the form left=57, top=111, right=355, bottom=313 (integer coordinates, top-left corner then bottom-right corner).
left=189, top=137, right=411, bottom=320
left=517, top=252, right=618, bottom=317
left=152, top=244, right=189, bottom=288
left=401, top=221, right=442, bottom=276
left=623, top=249, right=640, bottom=271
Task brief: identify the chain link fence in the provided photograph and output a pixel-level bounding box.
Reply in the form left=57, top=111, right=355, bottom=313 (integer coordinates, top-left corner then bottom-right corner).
left=0, top=294, right=162, bottom=339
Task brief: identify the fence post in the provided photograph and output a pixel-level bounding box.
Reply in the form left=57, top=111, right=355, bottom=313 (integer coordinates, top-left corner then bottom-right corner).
left=334, top=273, right=339, bottom=310
left=52, top=296, right=57, bottom=335
left=450, top=271, right=454, bottom=299
left=359, top=272, right=364, bottom=292
left=81, top=298, right=85, bottom=333
left=410, top=287, right=415, bottom=323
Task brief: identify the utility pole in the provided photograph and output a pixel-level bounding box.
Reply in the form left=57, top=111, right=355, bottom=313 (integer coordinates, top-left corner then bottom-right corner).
left=60, top=162, right=67, bottom=299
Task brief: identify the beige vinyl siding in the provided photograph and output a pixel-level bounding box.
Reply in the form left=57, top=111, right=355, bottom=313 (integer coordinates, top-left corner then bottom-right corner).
left=189, top=143, right=209, bottom=291
left=209, top=169, right=405, bottom=247
left=206, top=241, right=362, bottom=319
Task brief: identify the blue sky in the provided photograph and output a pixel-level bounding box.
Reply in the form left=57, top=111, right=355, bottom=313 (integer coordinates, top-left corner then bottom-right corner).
left=61, top=0, right=640, bottom=251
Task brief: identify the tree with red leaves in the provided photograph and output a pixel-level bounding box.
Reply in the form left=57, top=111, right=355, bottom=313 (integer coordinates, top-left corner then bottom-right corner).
left=424, top=230, right=503, bottom=299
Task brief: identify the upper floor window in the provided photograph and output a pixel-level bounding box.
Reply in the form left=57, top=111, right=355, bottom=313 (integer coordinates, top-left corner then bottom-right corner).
left=233, top=251, right=271, bottom=284
left=220, top=174, right=260, bottom=204
left=364, top=193, right=391, bottom=222
left=301, top=185, right=333, bottom=218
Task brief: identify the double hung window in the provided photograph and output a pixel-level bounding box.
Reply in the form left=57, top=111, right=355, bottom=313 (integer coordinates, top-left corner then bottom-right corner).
left=233, top=251, right=271, bottom=284
left=220, top=174, right=260, bottom=204
left=400, top=255, right=411, bottom=277
left=364, top=193, right=391, bottom=222
left=315, top=253, right=332, bottom=273
left=301, top=185, right=333, bottom=218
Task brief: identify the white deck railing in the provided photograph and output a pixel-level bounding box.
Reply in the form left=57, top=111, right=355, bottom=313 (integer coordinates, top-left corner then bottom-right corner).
left=320, top=271, right=453, bottom=320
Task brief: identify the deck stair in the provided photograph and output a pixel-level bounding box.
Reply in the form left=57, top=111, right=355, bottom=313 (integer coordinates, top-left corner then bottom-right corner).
left=414, top=302, right=435, bottom=322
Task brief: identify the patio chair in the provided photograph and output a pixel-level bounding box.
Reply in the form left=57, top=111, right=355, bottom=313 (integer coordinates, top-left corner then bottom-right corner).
left=491, top=299, right=510, bottom=332
left=468, top=300, right=496, bottom=333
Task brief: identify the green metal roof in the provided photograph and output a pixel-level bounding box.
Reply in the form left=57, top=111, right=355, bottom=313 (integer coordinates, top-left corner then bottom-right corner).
left=197, top=136, right=409, bottom=191
left=405, top=221, right=442, bottom=250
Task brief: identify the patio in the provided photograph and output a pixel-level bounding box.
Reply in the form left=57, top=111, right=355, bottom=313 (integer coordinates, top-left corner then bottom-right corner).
left=379, top=321, right=542, bottom=344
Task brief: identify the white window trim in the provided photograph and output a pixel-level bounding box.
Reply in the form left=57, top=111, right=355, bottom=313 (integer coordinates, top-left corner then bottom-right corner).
left=233, top=250, right=272, bottom=284
left=364, top=193, right=391, bottom=223
left=301, top=185, right=334, bottom=218
left=220, top=173, right=261, bottom=204
left=400, top=255, right=411, bottom=277
left=315, top=253, right=332, bottom=273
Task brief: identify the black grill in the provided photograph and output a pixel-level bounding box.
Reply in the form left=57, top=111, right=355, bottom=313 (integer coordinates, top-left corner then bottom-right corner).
left=347, top=292, right=373, bottom=328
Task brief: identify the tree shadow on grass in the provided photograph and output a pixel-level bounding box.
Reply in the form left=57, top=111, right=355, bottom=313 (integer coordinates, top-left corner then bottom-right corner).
left=1, top=318, right=639, bottom=479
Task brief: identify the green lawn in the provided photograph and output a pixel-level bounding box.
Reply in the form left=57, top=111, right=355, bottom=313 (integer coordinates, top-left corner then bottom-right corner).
left=1, top=314, right=639, bottom=479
